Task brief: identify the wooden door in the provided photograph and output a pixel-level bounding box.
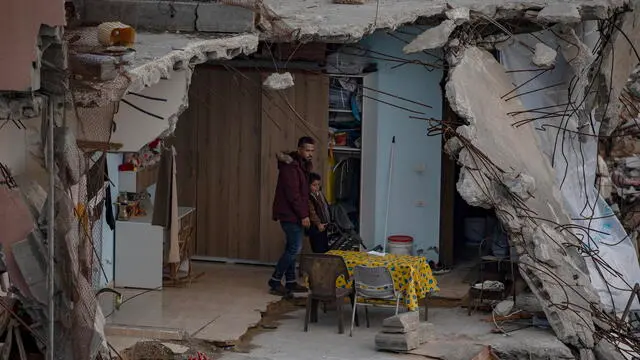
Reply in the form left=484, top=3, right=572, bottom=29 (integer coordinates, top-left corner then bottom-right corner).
left=259, top=73, right=329, bottom=261
left=175, top=66, right=328, bottom=262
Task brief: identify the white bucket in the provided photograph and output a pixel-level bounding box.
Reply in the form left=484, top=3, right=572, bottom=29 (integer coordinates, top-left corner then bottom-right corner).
left=387, top=235, right=413, bottom=256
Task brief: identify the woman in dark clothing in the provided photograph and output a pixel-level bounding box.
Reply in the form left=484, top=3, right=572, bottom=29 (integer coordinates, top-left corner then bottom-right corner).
left=308, top=172, right=331, bottom=253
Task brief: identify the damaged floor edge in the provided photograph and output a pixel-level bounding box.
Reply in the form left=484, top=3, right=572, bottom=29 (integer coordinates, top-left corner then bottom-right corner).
left=108, top=296, right=304, bottom=359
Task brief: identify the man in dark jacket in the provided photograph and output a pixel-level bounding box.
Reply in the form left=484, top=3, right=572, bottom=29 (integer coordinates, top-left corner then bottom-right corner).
left=269, top=136, right=315, bottom=296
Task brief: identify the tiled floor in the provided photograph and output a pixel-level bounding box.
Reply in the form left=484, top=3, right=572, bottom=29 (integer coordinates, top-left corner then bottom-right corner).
left=100, top=261, right=279, bottom=346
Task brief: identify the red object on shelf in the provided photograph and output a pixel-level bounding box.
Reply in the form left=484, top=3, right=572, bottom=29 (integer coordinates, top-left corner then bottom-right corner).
left=335, top=133, right=348, bottom=146
left=118, top=163, right=135, bottom=171
left=388, top=235, right=413, bottom=243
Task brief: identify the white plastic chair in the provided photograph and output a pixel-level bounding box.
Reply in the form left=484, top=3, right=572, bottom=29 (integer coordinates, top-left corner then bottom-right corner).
left=349, top=265, right=401, bottom=336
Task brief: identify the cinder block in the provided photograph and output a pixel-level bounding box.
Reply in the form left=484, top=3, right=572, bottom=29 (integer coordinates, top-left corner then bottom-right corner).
left=196, top=2, right=255, bottom=33
left=382, top=312, right=420, bottom=333
left=418, top=322, right=431, bottom=344
left=83, top=0, right=255, bottom=33
left=83, top=0, right=197, bottom=32
left=375, top=330, right=420, bottom=352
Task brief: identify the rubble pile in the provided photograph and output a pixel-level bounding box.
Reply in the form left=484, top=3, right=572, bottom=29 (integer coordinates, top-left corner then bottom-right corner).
left=599, top=68, right=640, bottom=254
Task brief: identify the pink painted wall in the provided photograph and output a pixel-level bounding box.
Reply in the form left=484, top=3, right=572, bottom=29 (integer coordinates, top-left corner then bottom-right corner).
left=0, top=0, right=66, bottom=91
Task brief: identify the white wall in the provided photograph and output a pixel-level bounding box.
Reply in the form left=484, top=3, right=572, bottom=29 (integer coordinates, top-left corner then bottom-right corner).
left=111, top=69, right=190, bottom=152
left=360, top=29, right=443, bottom=260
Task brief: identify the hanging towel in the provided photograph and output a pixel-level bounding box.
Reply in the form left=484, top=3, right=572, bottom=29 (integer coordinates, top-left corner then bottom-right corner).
left=168, top=146, right=180, bottom=264
left=152, top=146, right=180, bottom=263
left=152, top=147, right=173, bottom=227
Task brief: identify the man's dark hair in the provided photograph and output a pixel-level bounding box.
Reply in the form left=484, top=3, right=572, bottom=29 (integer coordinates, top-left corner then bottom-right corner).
left=298, top=136, right=315, bottom=148
left=309, top=172, right=322, bottom=183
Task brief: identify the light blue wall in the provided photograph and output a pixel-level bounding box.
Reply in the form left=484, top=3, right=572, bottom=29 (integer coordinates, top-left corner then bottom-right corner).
left=360, top=28, right=443, bottom=260
left=99, top=152, right=122, bottom=287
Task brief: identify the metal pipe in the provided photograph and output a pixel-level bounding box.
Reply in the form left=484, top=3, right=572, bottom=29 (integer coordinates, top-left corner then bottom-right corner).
left=47, top=96, right=55, bottom=360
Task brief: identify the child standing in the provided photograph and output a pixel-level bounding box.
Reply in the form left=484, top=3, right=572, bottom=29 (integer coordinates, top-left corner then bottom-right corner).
left=308, top=172, right=331, bottom=253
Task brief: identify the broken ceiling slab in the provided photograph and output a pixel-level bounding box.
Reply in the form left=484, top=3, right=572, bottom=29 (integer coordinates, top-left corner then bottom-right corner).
left=125, top=32, right=258, bottom=92
left=67, top=29, right=259, bottom=106
left=446, top=46, right=601, bottom=355
left=261, top=0, right=628, bottom=42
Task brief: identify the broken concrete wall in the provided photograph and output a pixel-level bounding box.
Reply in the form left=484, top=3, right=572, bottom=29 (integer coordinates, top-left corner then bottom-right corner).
left=445, top=46, right=603, bottom=356
left=499, top=28, right=640, bottom=314
left=0, top=0, right=65, bottom=91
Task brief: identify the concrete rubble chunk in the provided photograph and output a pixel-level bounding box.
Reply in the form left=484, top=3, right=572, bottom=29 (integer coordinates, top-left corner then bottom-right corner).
left=594, top=339, right=627, bottom=360
left=263, top=72, right=294, bottom=90
left=501, top=172, right=536, bottom=201
left=537, top=4, right=582, bottom=24
left=493, top=300, right=514, bottom=317
left=446, top=7, right=470, bottom=24
left=161, top=342, right=189, bottom=354
left=382, top=311, right=420, bottom=333
left=532, top=43, right=557, bottom=68
left=375, top=330, right=420, bottom=352
left=404, top=20, right=457, bottom=54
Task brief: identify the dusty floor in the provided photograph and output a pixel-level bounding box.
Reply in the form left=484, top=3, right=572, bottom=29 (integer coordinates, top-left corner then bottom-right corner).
left=101, top=261, right=279, bottom=352
left=216, top=305, right=570, bottom=360
left=105, top=262, right=568, bottom=360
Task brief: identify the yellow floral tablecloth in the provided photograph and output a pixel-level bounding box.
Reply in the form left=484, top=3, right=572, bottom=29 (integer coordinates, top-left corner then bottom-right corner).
left=328, top=250, right=439, bottom=311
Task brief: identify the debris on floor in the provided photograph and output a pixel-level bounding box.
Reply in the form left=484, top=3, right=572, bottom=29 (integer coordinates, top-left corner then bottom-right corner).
left=471, top=346, right=500, bottom=360
left=120, top=340, right=215, bottom=360
left=374, top=312, right=427, bottom=352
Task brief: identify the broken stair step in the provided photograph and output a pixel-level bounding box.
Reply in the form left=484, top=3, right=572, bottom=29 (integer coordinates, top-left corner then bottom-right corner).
left=381, top=312, right=420, bottom=333
left=105, top=324, right=188, bottom=341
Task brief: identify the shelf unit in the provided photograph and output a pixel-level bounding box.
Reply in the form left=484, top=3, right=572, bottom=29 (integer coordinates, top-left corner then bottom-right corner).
left=327, top=73, right=367, bottom=233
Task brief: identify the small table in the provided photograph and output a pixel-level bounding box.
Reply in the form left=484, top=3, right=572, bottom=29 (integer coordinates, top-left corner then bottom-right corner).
left=328, top=250, right=439, bottom=317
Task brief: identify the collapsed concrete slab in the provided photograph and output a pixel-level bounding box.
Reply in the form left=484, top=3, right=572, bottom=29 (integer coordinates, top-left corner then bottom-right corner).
left=445, top=46, right=606, bottom=357
left=261, top=0, right=627, bottom=42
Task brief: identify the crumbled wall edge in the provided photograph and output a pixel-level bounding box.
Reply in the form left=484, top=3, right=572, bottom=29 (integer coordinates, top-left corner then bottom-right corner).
left=126, top=34, right=259, bottom=93
left=264, top=1, right=629, bottom=42
left=0, top=95, right=44, bottom=121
